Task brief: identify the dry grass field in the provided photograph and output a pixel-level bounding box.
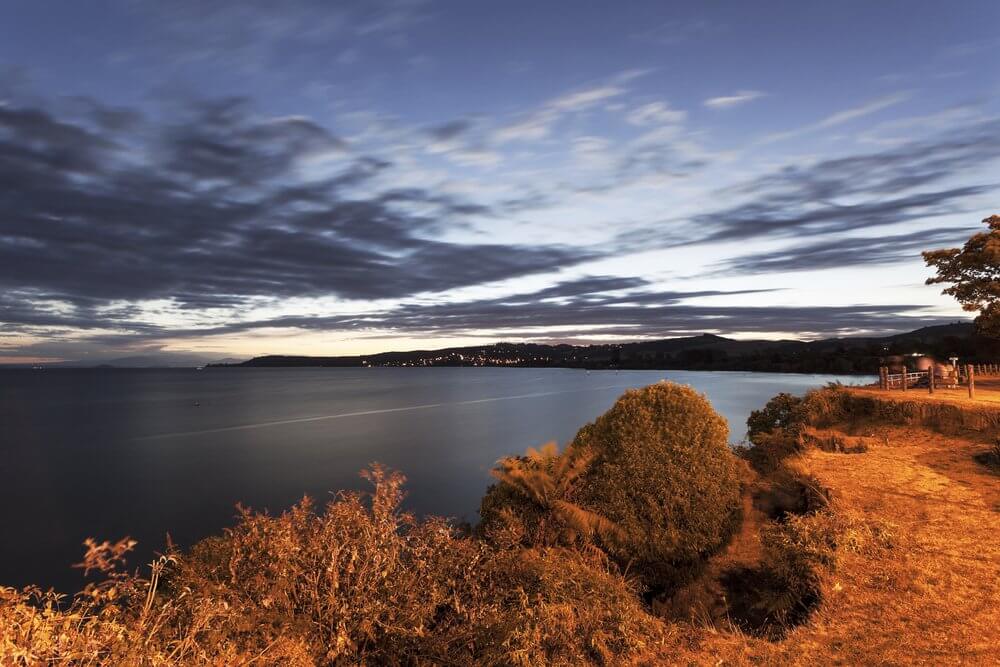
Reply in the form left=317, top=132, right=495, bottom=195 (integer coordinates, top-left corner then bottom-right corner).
left=639, top=387, right=1000, bottom=665
left=855, top=375, right=1000, bottom=405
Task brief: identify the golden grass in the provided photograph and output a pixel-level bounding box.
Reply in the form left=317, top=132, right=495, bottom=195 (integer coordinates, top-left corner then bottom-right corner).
left=853, top=375, right=1000, bottom=406
left=1, top=466, right=668, bottom=666
left=636, top=391, right=1000, bottom=665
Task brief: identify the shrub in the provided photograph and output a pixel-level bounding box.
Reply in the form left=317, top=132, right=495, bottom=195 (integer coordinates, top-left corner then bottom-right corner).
left=478, top=443, right=625, bottom=551
left=747, top=392, right=804, bottom=438
left=480, top=546, right=666, bottom=665
left=797, top=383, right=849, bottom=427
left=481, top=384, right=743, bottom=591
left=745, top=386, right=861, bottom=470
left=569, top=382, right=743, bottom=589
left=1, top=466, right=665, bottom=666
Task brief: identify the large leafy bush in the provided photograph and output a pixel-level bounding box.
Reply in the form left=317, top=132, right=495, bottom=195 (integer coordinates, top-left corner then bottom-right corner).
left=482, top=382, right=743, bottom=590
left=569, top=382, right=743, bottom=587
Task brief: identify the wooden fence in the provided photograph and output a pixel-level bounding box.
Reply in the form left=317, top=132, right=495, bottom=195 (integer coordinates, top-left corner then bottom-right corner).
left=877, top=362, right=1000, bottom=399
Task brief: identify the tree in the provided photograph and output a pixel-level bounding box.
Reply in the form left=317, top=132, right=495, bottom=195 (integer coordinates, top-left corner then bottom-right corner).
left=924, top=215, right=1000, bottom=337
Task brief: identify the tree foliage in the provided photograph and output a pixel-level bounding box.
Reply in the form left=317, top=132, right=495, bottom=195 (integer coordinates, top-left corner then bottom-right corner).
left=924, top=214, right=1000, bottom=337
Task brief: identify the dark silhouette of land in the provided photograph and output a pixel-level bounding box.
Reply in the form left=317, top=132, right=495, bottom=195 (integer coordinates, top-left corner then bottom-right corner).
left=221, top=322, right=998, bottom=374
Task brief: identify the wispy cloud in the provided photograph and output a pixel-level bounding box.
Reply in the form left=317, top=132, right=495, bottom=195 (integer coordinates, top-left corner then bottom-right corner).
left=703, top=90, right=764, bottom=109
left=715, top=227, right=975, bottom=275
left=493, top=82, right=626, bottom=144
left=548, top=85, right=624, bottom=112
left=759, top=92, right=911, bottom=144
left=678, top=116, right=1000, bottom=248
left=625, top=101, right=686, bottom=125
left=817, top=92, right=911, bottom=128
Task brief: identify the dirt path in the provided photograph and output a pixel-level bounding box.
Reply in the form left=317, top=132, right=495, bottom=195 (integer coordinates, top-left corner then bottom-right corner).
left=647, top=422, right=1000, bottom=666
left=773, top=427, right=1000, bottom=665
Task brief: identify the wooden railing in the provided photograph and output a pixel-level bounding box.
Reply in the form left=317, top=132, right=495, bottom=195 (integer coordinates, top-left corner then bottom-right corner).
left=877, top=362, right=1000, bottom=399
left=884, top=371, right=926, bottom=389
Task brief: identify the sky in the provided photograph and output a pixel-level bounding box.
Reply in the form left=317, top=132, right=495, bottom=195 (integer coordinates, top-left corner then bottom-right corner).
left=1, top=0, right=999, bottom=364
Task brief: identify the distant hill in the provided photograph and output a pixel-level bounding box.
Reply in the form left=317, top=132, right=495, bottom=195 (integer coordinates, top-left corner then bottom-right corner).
left=222, top=322, right=997, bottom=374
left=3, top=354, right=247, bottom=369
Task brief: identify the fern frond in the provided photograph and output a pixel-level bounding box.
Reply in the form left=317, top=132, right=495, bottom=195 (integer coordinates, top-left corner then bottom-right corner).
left=551, top=499, right=628, bottom=546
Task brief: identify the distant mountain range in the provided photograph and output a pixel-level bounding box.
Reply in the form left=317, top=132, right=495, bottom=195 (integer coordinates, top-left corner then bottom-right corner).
left=219, top=322, right=998, bottom=374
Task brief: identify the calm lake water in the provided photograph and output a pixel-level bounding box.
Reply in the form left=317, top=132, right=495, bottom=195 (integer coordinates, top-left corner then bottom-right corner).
left=0, top=367, right=866, bottom=591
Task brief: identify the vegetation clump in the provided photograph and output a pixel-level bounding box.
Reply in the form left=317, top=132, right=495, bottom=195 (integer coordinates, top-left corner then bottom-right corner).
left=482, top=382, right=744, bottom=592
left=747, top=392, right=804, bottom=438
left=0, top=466, right=666, bottom=665
left=571, top=383, right=743, bottom=587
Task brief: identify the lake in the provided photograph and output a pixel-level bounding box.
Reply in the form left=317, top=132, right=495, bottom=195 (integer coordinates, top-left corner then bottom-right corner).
left=0, top=367, right=866, bottom=591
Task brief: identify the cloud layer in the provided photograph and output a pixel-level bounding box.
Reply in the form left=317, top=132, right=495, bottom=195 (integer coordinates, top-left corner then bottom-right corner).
left=0, top=98, right=594, bottom=320
left=1, top=1, right=998, bottom=361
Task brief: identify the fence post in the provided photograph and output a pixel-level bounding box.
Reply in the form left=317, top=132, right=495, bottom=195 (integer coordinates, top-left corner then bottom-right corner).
left=929, top=368, right=935, bottom=394
left=968, top=364, right=976, bottom=399
left=879, top=366, right=887, bottom=390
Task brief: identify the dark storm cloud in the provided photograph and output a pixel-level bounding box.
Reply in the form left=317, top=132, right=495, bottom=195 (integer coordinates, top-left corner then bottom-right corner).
left=718, top=227, right=974, bottom=275
left=677, top=118, right=1000, bottom=248
left=0, top=98, right=595, bottom=325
